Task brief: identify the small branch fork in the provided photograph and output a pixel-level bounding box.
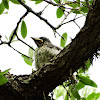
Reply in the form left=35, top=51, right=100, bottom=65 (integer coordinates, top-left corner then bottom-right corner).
left=0, top=0, right=83, bottom=57
left=0, top=11, right=35, bottom=59
left=8, top=11, right=28, bottom=44
left=17, top=0, right=83, bottom=35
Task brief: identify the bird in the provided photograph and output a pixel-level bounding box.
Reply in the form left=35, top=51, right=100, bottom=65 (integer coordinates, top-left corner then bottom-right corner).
left=31, top=37, right=61, bottom=69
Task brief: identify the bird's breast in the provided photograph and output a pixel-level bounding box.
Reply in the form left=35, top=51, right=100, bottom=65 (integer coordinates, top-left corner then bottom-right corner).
left=35, top=45, right=60, bottom=69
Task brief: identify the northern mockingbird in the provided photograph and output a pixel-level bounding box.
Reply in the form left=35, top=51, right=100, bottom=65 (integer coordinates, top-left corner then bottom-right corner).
left=31, top=37, right=61, bottom=69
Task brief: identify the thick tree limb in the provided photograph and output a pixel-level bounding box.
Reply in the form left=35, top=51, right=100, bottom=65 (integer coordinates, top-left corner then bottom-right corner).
left=0, top=0, right=100, bottom=100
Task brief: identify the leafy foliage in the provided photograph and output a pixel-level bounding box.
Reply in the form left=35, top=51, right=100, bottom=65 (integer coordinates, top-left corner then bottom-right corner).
left=21, top=21, right=27, bottom=39
left=80, top=6, right=89, bottom=13
left=75, top=81, right=85, bottom=90
left=35, top=0, right=43, bottom=4
left=2, top=0, right=9, bottom=9
left=0, top=2, right=5, bottom=15
left=10, top=0, right=25, bottom=4
left=66, top=0, right=93, bottom=14
left=77, top=75, right=97, bottom=87
left=60, top=32, right=67, bottom=48
left=0, top=69, right=10, bottom=85
left=10, top=0, right=20, bottom=4
left=71, top=87, right=80, bottom=100
left=9, top=30, right=16, bottom=41
left=28, top=48, right=34, bottom=58
left=54, top=0, right=59, bottom=3
left=0, top=75, right=8, bottom=85
left=0, top=69, right=10, bottom=75
left=56, top=7, right=64, bottom=18
left=54, top=85, right=67, bottom=100
left=22, top=55, right=33, bottom=66
left=31, top=0, right=43, bottom=4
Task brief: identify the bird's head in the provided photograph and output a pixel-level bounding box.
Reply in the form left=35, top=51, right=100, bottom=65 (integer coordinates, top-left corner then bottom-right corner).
left=31, top=37, right=51, bottom=47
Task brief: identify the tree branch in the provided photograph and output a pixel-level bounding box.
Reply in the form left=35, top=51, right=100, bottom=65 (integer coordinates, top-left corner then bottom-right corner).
left=8, top=11, right=29, bottom=44
left=9, top=44, right=33, bottom=60
left=18, top=0, right=56, bottom=30
left=16, top=34, right=35, bottom=51
left=0, top=11, right=35, bottom=58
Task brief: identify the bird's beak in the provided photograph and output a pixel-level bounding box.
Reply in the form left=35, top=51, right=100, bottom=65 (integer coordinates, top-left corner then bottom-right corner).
left=31, top=37, right=43, bottom=42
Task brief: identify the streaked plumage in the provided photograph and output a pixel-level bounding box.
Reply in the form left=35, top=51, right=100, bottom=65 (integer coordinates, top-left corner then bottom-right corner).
left=31, top=37, right=61, bottom=69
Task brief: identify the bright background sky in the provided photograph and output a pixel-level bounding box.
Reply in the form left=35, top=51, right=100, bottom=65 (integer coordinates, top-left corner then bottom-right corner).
left=0, top=0, right=100, bottom=93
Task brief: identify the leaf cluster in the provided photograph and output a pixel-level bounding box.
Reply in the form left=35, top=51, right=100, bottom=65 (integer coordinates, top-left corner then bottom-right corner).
left=53, top=57, right=100, bottom=100
left=0, top=69, right=10, bottom=86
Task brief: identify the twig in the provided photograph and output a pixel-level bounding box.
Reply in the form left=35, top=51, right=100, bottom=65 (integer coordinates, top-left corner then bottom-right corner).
left=18, top=0, right=65, bottom=39
left=43, top=91, right=46, bottom=100
left=18, top=0, right=83, bottom=38
left=8, top=11, right=29, bottom=44
left=0, top=39, right=33, bottom=60
left=54, top=30, right=64, bottom=40
left=9, top=44, right=33, bottom=60
left=61, top=15, right=83, bottom=27
left=0, top=40, right=8, bottom=45
left=56, top=11, right=71, bottom=29
left=0, top=10, right=35, bottom=58
left=44, top=0, right=80, bottom=12
left=73, top=21, right=81, bottom=29
left=85, top=0, right=89, bottom=8
left=38, top=4, right=49, bottom=15
left=16, top=35, right=35, bottom=51
left=18, top=0, right=56, bottom=30
left=43, top=0, right=59, bottom=6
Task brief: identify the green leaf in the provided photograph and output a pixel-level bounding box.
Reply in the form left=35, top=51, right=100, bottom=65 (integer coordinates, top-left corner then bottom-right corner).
left=28, top=48, right=34, bottom=58
left=60, top=32, right=67, bottom=48
left=9, top=30, right=16, bottom=41
left=31, top=0, right=43, bottom=3
left=10, top=0, right=25, bottom=4
left=0, top=2, right=5, bottom=15
left=71, top=87, right=80, bottom=99
left=31, top=0, right=43, bottom=1
left=71, top=9, right=81, bottom=14
left=54, top=85, right=66, bottom=99
left=89, top=0, right=93, bottom=5
left=77, top=0, right=80, bottom=6
left=85, top=59, right=91, bottom=69
left=77, top=0, right=80, bottom=3
left=64, top=93, right=67, bottom=100
left=81, top=98, right=86, bottom=100
left=2, top=0, right=9, bottom=9
left=68, top=2, right=80, bottom=8
left=75, top=81, right=85, bottom=90
left=87, top=92, right=96, bottom=100
left=54, top=0, right=59, bottom=3
left=56, top=7, right=64, bottom=18
left=76, top=75, right=97, bottom=87
left=0, top=69, right=10, bottom=76
left=0, top=75, right=8, bottom=85
left=5, top=35, right=8, bottom=40
left=22, top=55, right=33, bottom=66
left=95, top=93, right=100, bottom=99
left=81, top=1, right=86, bottom=6
left=21, top=21, right=27, bottom=39
left=35, top=0, right=43, bottom=4
left=80, top=6, right=89, bottom=13
left=10, top=0, right=20, bottom=4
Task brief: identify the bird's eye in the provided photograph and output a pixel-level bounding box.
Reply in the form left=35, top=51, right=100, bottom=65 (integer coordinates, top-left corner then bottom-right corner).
left=40, top=37, right=46, bottom=41
left=39, top=37, right=50, bottom=43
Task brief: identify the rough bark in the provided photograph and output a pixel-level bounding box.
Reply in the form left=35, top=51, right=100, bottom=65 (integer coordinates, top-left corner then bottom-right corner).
left=0, top=0, right=100, bottom=100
